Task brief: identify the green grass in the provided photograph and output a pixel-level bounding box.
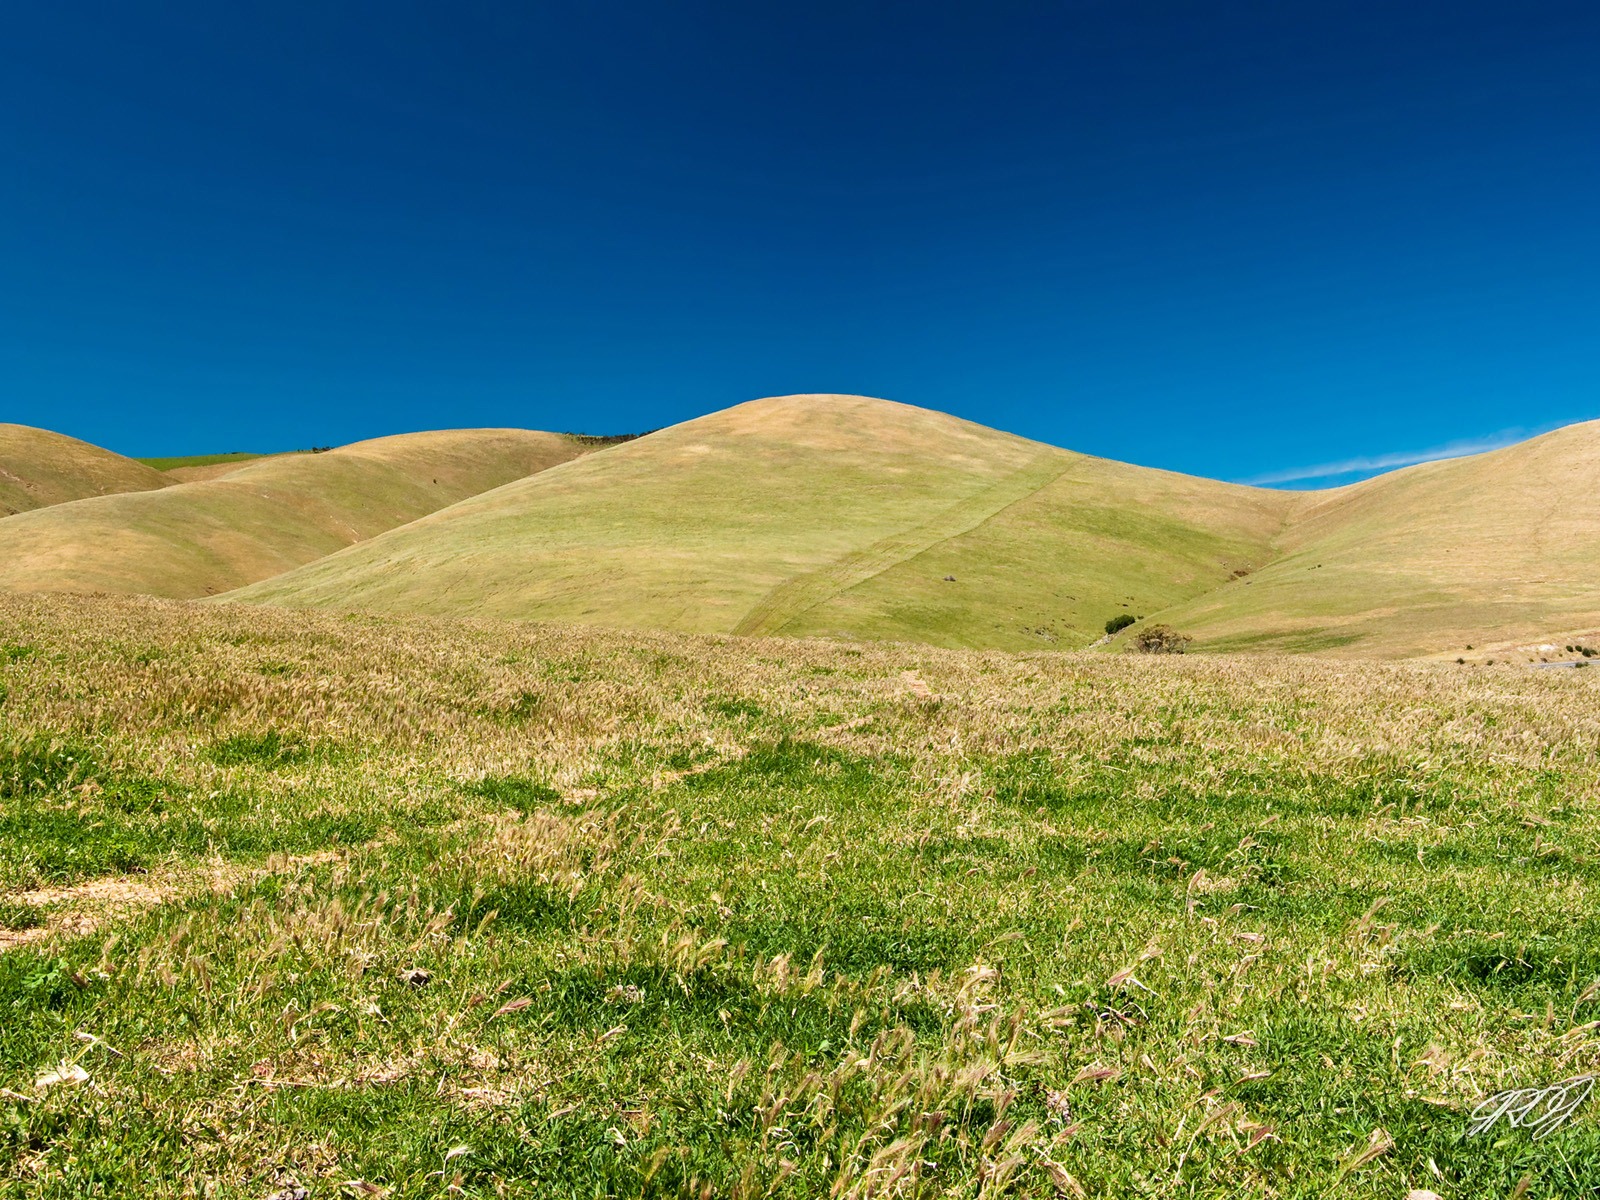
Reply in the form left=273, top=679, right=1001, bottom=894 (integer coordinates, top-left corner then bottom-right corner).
left=203, top=730, right=328, bottom=768
left=135, top=452, right=269, bottom=471
left=0, top=900, right=42, bottom=932
left=2, top=593, right=1599, bottom=1196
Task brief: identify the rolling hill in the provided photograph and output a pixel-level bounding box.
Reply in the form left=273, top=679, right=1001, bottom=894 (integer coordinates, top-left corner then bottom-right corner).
left=0, top=424, right=171, bottom=516
left=226, top=395, right=1299, bottom=649
left=0, top=429, right=590, bottom=598
left=1145, top=418, right=1600, bottom=658
left=8, top=398, right=1596, bottom=658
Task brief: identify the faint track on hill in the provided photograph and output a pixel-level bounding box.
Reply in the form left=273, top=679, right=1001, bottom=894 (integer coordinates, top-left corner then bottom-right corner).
left=732, top=451, right=1072, bottom=637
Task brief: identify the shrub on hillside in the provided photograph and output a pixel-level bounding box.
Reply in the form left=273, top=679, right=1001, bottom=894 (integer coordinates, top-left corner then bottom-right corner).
left=1132, top=624, right=1191, bottom=654
left=1104, top=614, right=1137, bottom=636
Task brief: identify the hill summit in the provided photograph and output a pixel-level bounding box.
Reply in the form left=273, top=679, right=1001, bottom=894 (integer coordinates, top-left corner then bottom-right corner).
left=224, top=394, right=1298, bottom=646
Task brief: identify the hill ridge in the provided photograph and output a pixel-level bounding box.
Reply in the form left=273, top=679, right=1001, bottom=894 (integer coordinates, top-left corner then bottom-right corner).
left=0, top=423, right=172, bottom=516
left=225, top=394, right=1297, bottom=650
left=0, top=427, right=590, bottom=599
left=1138, top=416, right=1600, bottom=656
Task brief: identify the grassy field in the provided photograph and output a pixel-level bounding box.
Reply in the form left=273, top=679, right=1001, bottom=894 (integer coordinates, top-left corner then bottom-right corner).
left=0, top=425, right=170, bottom=517
left=2, top=593, right=1599, bottom=1197
left=0, top=430, right=590, bottom=599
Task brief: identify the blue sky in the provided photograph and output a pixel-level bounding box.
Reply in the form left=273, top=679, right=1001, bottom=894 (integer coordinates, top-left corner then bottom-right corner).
left=3, top=1, right=1596, bottom=486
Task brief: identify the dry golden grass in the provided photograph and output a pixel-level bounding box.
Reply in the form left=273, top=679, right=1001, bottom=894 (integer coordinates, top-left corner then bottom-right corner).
left=1152, top=419, right=1600, bottom=656
left=0, top=429, right=589, bottom=599
left=161, top=454, right=292, bottom=482
left=0, top=424, right=170, bottom=517
left=224, top=399, right=1600, bottom=660
left=11, top=403, right=1599, bottom=662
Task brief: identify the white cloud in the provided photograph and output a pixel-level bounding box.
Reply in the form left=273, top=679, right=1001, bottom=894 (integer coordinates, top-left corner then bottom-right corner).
left=1240, top=429, right=1534, bottom=487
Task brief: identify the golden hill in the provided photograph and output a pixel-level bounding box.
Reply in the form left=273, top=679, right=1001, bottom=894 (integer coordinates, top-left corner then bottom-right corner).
left=225, top=395, right=1297, bottom=649
left=1147, top=418, right=1600, bottom=657
left=10, top=399, right=1596, bottom=658
left=0, top=424, right=171, bottom=516
left=0, top=429, right=589, bottom=598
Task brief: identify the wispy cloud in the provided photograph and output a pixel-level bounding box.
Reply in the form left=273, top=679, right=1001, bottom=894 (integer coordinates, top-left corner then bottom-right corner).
left=1240, top=429, right=1535, bottom=487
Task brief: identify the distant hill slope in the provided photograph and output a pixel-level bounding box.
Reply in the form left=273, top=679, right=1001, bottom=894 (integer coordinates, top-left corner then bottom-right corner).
left=0, top=429, right=588, bottom=598
left=0, top=424, right=171, bottom=516
left=1144, top=419, right=1600, bottom=657
left=225, top=395, right=1298, bottom=649
left=138, top=451, right=288, bottom=481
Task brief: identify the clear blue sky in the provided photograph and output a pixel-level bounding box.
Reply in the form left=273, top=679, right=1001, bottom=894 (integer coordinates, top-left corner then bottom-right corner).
left=3, top=1, right=1596, bottom=485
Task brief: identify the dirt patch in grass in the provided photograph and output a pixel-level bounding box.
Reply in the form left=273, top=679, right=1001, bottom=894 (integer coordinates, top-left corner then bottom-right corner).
left=0, top=850, right=341, bottom=953
left=0, top=873, right=174, bottom=952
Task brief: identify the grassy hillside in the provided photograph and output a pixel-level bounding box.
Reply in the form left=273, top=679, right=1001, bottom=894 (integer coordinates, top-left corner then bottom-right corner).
left=229, top=395, right=1298, bottom=650
left=13, top=402, right=1598, bottom=659
left=0, top=429, right=588, bottom=598
left=137, top=451, right=268, bottom=472
left=0, top=424, right=171, bottom=516
left=136, top=451, right=305, bottom=482
left=1147, top=420, right=1600, bottom=658
left=774, top=455, right=1290, bottom=649
left=3, top=593, right=1600, bottom=1196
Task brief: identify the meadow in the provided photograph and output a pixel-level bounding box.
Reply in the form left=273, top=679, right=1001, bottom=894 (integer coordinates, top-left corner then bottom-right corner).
left=2, top=593, right=1598, bottom=1198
